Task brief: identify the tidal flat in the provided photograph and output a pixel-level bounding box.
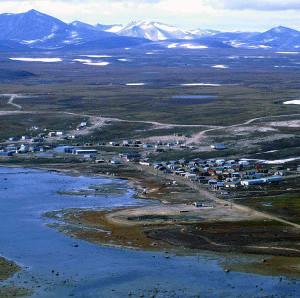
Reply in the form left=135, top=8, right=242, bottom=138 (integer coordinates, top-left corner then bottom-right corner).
left=0, top=166, right=299, bottom=297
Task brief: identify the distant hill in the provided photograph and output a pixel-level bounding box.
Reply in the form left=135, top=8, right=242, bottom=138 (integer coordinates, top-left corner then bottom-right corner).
left=0, top=10, right=117, bottom=49
left=96, top=23, right=124, bottom=33
left=0, top=9, right=299, bottom=50
left=249, top=26, right=300, bottom=48
left=0, top=9, right=67, bottom=41
left=0, top=69, right=35, bottom=81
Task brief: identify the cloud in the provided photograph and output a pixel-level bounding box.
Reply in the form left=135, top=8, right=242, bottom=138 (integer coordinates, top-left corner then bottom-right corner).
left=204, top=0, right=300, bottom=11
left=0, top=0, right=161, bottom=2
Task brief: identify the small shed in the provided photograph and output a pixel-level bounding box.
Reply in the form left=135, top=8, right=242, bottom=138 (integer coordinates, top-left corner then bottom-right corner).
left=241, top=179, right=265, bottom=186
left=211, top=144, right=226, bottom=150
left=208, top=179, right=217, bottom=185
left=111, top=160, right=120, bottom=164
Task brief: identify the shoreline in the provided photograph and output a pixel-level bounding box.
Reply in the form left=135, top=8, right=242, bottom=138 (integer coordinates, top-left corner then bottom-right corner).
left=1, top=163, right=300, bottom=278
left=0, top=256, right=32, bottom=296
left=0, top=256, right=21, bottom=282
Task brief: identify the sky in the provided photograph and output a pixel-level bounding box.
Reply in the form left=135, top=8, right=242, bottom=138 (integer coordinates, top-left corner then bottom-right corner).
left=0, top=0, right=299, bottom=31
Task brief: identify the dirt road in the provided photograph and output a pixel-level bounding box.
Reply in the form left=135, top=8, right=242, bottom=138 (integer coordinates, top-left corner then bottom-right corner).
left=187, top=113, right=300, bottom=144
left=0, top=94, right=28, bottom=110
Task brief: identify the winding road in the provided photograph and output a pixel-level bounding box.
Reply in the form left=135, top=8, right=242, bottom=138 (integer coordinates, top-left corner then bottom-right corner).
left=187, top=113, right=300, bottom=144
left=1, top=94, right=299, bottom=141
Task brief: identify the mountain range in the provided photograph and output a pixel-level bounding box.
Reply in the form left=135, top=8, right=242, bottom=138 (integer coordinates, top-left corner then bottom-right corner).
left=0, top=9, right=299, bottom=51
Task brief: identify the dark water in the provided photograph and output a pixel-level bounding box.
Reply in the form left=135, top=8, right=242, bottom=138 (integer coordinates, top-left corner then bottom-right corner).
left=171, top=95, right=219, bottom=105
left=0, top=167, right=299, bottom=297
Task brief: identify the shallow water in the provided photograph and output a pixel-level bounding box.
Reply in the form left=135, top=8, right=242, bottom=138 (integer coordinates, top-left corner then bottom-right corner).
left=0, top=167, right=299, bottom=297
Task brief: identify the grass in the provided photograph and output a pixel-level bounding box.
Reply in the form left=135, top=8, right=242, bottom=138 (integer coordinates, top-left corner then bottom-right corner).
left=148, top=148, right=237, bottom=162
left=258, top=137, right=300, bottom=152
left=0, top=48, right=299, bottom=166
left=77, top=121, right=207, bottom=143
left=1, top=48, right=299, bottom=128
left=234, top=193, right=300, bottom=224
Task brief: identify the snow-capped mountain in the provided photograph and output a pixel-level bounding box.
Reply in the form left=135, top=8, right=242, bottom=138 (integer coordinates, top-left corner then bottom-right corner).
left=104, top=21, right=220, bottom=41
left=96, top=23, right=124, bottom=33
left=109, top=20, right=300, bottom=49
left=188, top=28, right=220, bottom=38
left=114, top=20, right=194, bottom=41
left=0, top=9, right=299, bottom=51
left=70, top=20, right=101, bottom=32
left=248, top=26, right=300, bottom=49
left=0, top=9, right=67, bottom=41
left=0, top=10, right=116, bottom=49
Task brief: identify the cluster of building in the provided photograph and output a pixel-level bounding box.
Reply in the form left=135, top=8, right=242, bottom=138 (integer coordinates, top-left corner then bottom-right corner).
left=1, top=124, right=297, bottom=192
left=136, top=157, right=286, bottom=189
left=7, top=131, right=75, bottom=143
left=0, top=143, right=98, bottom=157
left=0, top=143, right=52, bottom=156
left=100, top=139, right=191, bottom=150
left=6, top=120, right=89, bottom=144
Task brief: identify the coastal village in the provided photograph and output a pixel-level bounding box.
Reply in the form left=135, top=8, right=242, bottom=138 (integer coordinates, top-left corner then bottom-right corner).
left=0, top=7, right=300, bottom=296
left=1, top=120, right=298, bottom=199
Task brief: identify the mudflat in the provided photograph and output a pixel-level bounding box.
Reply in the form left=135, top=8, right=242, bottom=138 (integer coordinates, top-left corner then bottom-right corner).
left=0, top=257, right=20, bottom=282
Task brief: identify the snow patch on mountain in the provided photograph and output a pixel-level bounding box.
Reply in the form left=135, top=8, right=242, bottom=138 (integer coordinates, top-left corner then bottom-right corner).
left=106, top=25, right=124, bottom=33
left=168, top=43, right=178, bottom=48
left=114, top=20, right=191, bottom=41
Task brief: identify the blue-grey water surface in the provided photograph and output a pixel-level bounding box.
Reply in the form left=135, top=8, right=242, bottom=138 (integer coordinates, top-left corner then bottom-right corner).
left=0, top=167, right=299, bottom=297
left=173, top=95, right=217, bottom=99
